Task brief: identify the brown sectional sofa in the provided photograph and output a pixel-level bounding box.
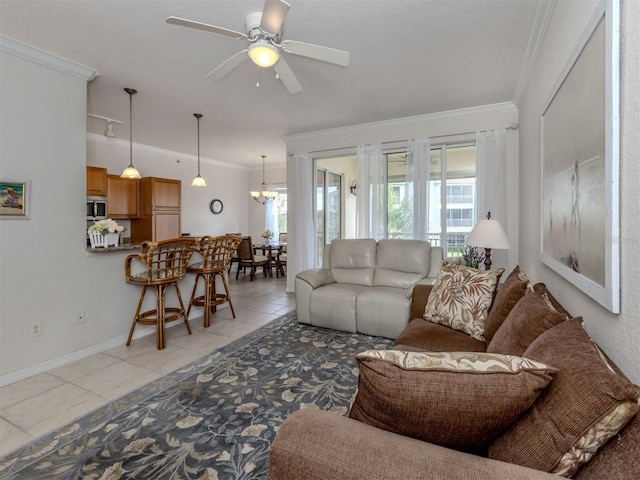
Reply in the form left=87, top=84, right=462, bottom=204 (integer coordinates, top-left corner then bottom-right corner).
left=269, top=267, right=640, bottom=480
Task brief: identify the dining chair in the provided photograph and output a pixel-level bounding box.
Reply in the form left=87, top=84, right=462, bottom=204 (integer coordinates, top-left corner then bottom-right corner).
left=276, top=243, right=287, bottom=278
left=124, top=237, right=197, bottom=349
left=236, top=236, right=269, bottom=281
left=226, top=233, right=242, bottom=274
left=279, top=232, right=287, bottom=243
left=187, top=235, right=242, bottom=327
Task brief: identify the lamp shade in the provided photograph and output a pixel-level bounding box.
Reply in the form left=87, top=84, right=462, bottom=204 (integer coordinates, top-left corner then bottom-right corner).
left=465, top=219, right=511, bottom=250
left=248, top=40, right=279, bottom=67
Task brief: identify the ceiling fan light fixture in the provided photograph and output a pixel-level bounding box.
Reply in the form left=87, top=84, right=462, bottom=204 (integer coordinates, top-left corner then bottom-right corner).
left=248, top=40, right=279, bottom=67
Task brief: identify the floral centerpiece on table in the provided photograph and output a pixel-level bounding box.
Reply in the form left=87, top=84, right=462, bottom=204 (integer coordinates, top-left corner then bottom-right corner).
left=261, top=229, right=274, bottom=242
left=462, top=246, right=485, bottom=269
left=87, top=218, right=126, bottom=236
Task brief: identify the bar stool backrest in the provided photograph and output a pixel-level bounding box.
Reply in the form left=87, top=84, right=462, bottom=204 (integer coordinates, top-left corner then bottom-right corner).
left=197, top=235, right=242, bottom=271
left=126, top=238, right=197, bottom=285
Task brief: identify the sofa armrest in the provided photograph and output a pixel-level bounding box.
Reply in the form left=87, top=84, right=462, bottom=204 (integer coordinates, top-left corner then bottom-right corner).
left=409, top=283, right=433, bottom=319
left=269, top=409, right=557, bottom=480
left=296, top=268, right=335, bottom=289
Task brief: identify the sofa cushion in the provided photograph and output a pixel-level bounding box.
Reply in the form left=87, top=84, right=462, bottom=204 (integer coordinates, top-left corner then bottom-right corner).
left=349, top=350, right=557, bottom=450
left=489, top=318, right=640, bottom=476
left=309, top=283, right=370, bottom=333
left=484, top=265, right=530, bottom=343
left=394, top=317, right=486, bottom=352
left=486, top=287, right=567, bottom=356
left=329, top=238, right=377, bottom=286
left=373, top=239, right=432, bottom=288
left=356, top=286, right=412, bottom=339
left=424, top=261, right=503, bottom=342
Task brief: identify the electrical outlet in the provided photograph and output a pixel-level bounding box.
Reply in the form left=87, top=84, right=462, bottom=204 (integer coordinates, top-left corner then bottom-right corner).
left=77, top=311, right=86, bottom=325
left=30, top=321, right=42, bottom=337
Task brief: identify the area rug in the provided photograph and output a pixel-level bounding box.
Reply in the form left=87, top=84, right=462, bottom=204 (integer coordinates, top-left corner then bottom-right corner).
left=0, top=312, right=392, bottom=479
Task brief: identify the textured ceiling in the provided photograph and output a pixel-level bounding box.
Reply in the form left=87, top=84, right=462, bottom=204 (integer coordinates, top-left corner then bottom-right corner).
left=0, top=0, right=544, bottom=167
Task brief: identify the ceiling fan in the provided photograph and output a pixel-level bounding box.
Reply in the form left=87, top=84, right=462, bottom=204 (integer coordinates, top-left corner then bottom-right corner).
left=166, top=0, right=350, bottom=94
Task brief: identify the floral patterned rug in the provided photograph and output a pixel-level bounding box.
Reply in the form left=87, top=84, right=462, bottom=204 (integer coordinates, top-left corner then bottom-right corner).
left=0, top=312, right=392, bottom=480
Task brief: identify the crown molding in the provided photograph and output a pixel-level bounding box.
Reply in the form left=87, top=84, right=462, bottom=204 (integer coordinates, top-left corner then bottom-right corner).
left=0, top=35, right=98, bottom=81
left=512, top=0, right=557, bottom=106
left=283, top=102, right=517, bottom=144
left=87, top=133, right=247, bottom=171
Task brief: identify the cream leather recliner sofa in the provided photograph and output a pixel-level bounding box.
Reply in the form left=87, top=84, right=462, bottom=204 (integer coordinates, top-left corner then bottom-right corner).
left=295, top=238, right=443, bottom=339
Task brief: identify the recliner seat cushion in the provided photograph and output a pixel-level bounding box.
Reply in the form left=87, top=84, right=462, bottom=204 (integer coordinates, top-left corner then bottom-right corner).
left=356, top=286, right=412, bottom=339
left=309, top=283, right=370, bottom=333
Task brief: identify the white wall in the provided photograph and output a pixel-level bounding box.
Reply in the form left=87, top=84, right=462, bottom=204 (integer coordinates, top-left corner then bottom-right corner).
left=0, top=40, right=253, bottom=384
left=518, top=0, right=639, bottom=383
left=87, top=135, right=250, bottom=238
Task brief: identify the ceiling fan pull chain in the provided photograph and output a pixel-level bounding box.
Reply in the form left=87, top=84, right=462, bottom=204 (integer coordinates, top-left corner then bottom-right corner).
left=256, top=66, right=260, bottom=87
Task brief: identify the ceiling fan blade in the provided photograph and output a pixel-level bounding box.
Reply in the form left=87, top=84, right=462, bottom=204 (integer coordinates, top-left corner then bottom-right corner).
left=166, top=16, right=247, bottom=40
left=274, top=57, right=302, bottom=94
left=260, top=0, right=290, bottom=36
left=206, top=50, right=249, bottom=80
left=280, top=40, right=350, bottom=67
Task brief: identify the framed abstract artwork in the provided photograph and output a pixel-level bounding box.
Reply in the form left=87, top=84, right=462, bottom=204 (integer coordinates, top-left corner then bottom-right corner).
left=539, top=0, right=619, bottom=313
left=0, top=180, right=31, bottom=220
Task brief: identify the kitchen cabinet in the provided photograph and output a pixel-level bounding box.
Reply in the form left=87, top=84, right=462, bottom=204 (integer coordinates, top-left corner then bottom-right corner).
left=87, top=166, right=107, bottom=195
left=107, top=175, right=140, bottom=219
left=131, top=177, right=181, bottom=243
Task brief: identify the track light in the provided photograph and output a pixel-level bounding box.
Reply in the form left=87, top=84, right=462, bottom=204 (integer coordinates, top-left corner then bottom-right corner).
left=88, top=113, right=122, bottom=138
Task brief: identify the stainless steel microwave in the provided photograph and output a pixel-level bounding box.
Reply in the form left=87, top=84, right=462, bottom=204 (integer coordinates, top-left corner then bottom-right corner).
left=87, top=196, right=107, bottom=219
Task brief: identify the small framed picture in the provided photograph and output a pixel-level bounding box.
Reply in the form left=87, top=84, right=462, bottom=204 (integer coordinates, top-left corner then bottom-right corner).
left=0, top=181, right=31, bottom=219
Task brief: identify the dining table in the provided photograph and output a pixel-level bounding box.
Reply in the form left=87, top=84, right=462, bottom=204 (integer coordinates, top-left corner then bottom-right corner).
left=253, top=241, right=286, bottom=277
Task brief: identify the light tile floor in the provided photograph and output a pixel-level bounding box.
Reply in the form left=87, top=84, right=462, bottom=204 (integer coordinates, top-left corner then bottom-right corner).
left=0, top=273, right=294, bottom=456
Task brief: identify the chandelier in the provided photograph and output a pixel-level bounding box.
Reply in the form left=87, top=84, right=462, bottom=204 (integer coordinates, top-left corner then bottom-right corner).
left=250, top=155, right=278, bottom=204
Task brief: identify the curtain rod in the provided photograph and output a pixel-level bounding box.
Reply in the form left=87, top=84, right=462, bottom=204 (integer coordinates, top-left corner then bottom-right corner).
left=291, top=123, right=519, bottom=156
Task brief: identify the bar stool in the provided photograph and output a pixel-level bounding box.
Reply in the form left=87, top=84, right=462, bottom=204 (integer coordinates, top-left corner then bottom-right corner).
left=125, top=238, right=197, bottom=349
left=187, top=235, right=242, bottom=327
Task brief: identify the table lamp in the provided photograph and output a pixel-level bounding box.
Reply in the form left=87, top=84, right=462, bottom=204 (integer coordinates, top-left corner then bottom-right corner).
left=465, top=211, right=511, bottom=270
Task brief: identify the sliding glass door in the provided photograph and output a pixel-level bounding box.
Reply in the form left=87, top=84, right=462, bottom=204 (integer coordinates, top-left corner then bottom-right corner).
left=315, top=167, right=342, bottom=266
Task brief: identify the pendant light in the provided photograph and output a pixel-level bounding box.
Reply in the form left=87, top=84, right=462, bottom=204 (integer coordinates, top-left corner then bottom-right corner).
left=191, top=113, right=207, bottom=187
left=121, top=88, right=142, bottom=179
left=250, top=155, right=278, bottom=204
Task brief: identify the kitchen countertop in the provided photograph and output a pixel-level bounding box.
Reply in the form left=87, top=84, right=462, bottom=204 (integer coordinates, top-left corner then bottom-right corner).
left=86, top=242, right=141, bottom=253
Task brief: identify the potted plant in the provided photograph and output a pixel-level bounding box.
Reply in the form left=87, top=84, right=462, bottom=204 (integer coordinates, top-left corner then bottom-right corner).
left=88, top=218, right=126, bottom=248
left=462, top=246, right=485, bottom=269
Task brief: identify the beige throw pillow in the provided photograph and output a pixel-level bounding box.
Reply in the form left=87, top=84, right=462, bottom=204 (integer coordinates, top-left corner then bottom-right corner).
left=349, top=350, right=557, bottom=450
left=424, top=261, right=503, bottom=341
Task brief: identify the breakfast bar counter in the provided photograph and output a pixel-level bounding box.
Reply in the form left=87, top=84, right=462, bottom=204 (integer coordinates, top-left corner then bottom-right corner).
left=86, top=242, right=141, bottom=253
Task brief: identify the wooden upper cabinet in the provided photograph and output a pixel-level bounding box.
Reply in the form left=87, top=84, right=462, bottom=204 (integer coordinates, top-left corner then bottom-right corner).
left=87, top=166, right=107, bottom=195
left=107, top=174, right=140, bottom=219
left=147, top=177, right=181, bottom=210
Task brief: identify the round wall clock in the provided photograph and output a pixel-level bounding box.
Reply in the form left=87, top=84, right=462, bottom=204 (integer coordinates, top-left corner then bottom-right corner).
left=209, top=199, right=223, bottom=214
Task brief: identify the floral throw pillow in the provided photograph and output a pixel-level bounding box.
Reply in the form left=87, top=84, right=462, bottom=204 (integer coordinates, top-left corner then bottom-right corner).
left=424, top=261, right=504, bottom=342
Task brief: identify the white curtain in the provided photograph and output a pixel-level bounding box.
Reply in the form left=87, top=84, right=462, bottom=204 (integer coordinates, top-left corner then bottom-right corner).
left=407, top=137, right=431, bottom=240
left=264, top=200, right=279, bottom=241
left=476, top=127, right=508, bottom=266
left=356, top=143, right=385, bottom=239
left=286, top=152, right=314, bottom=293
